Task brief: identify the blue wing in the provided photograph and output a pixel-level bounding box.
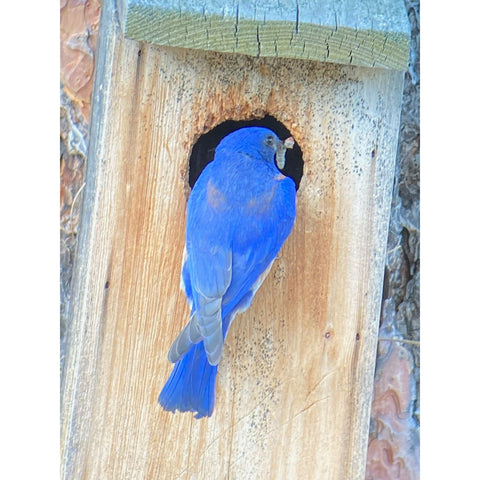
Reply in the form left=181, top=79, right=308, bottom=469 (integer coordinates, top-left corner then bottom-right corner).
left=168, top=160, right=234, bottom=366
left=168, top=152, right=295, bottom=366
left=222, top=169, right=296, bottom=324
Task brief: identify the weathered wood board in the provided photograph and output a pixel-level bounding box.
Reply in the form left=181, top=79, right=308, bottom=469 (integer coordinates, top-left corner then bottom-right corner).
left=61, top=0, right=405, bottom=478
left=116, top=0, right=411, bottom=70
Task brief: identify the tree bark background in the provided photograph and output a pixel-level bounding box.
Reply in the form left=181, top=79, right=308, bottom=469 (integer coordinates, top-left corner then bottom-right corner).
left=365, top=2, right=420, bottom=478
left=59, top=1, right=420, bottom=477
left=60, top=0, right=101, bottom=367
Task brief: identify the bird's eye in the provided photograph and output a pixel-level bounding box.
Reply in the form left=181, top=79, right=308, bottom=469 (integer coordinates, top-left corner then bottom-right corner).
left=265, top=135, right=275, bottom=147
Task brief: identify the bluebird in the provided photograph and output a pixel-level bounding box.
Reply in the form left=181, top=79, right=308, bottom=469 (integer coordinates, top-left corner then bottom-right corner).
left=159, top=126, right=296, bottom=418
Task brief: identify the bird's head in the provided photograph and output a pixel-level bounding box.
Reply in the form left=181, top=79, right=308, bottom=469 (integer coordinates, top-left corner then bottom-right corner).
left=216, top=127, right=294, bottom=170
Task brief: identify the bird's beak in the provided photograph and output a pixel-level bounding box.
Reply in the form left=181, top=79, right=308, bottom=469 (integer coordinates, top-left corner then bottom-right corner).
left=276, top=136, right=295, bottom=170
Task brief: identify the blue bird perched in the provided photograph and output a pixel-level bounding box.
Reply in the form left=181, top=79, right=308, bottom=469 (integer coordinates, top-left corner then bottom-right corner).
left=159, top=126, right=297, bottom=418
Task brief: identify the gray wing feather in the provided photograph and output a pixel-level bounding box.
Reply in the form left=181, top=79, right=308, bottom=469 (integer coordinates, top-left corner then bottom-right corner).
left=167, top=314, right=202, bottom=363
left=196, top=296, right=223, bottom=365
left=190, top=249, right=233, bottom=366
left=169, top=249, right=232, bottom=366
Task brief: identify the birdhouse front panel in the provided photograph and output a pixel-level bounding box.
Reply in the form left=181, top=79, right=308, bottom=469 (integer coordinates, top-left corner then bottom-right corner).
left=61, top=2, right=405, bottom=478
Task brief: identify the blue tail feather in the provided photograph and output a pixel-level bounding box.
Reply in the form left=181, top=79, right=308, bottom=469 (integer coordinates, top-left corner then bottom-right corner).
left=159, top=341, right=218, bottom=419
left=159, top=299, right=249, bottom=418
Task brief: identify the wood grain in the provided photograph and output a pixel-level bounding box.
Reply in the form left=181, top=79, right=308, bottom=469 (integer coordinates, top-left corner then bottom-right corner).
left=116, top=0, right=410, bottom=70
left=61, top=0, right=405, bottom=478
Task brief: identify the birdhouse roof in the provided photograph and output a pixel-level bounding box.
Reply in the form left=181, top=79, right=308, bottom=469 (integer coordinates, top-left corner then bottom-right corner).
left=117, top=0, right=411, bottom=70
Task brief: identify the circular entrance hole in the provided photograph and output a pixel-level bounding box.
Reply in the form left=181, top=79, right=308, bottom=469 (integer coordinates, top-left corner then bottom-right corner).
left=189, top=115, right=303, bottom=190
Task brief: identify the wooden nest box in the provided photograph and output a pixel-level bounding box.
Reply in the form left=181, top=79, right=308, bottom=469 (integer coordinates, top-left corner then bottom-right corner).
left=61, top=0, right=410, bottom=478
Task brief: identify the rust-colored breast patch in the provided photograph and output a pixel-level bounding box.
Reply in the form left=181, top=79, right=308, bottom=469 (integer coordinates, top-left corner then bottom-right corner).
left=247, top=185, right=278, bottom=215
left=207, top=179, right=226, bottom=210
